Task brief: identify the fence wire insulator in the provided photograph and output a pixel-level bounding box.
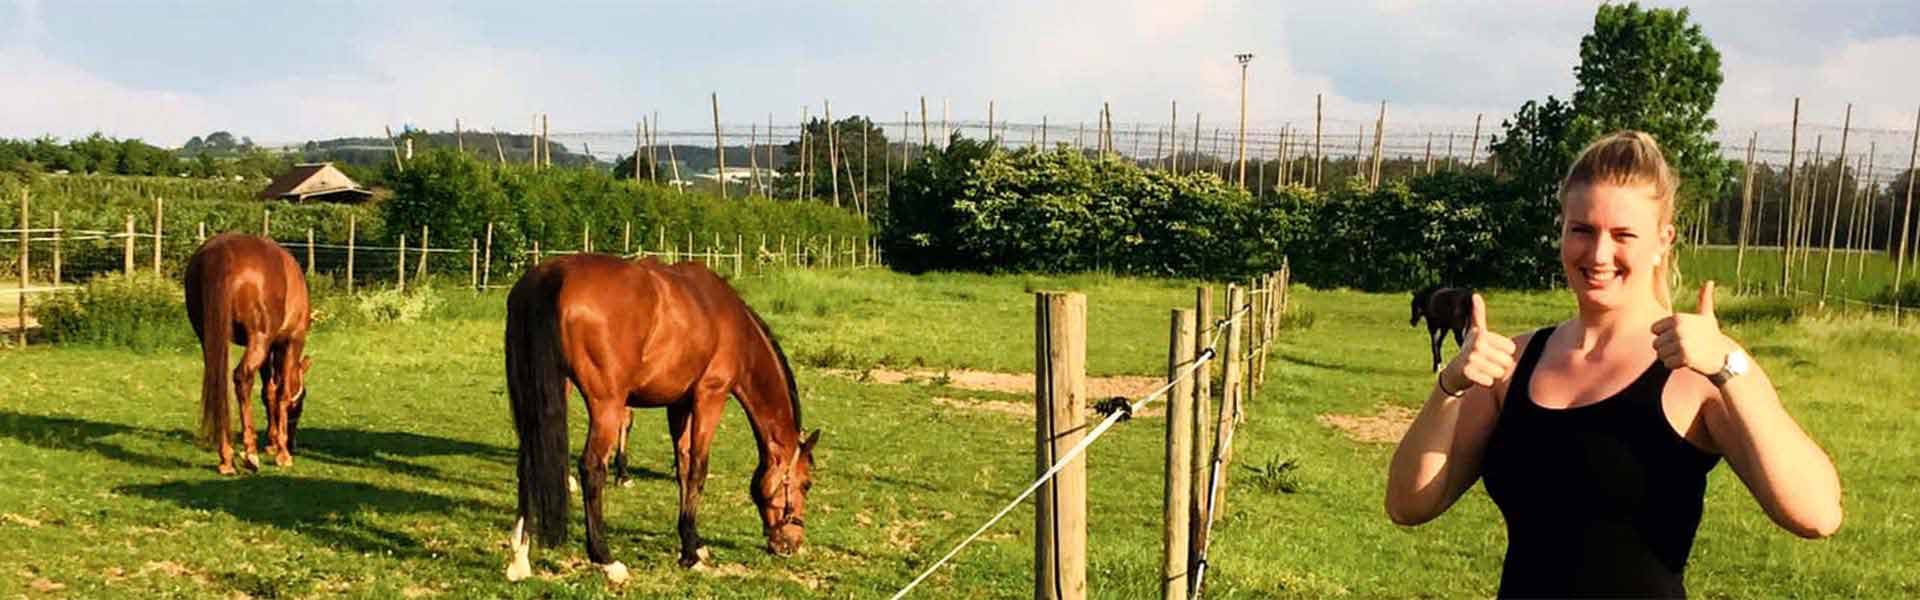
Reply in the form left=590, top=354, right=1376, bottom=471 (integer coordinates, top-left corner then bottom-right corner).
left=1092, top=397, right=1133, bottom=422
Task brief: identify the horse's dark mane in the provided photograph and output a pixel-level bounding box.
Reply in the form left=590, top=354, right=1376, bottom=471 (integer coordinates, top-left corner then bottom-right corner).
left=1413, top=283, right=1443, bottom=305
left=746, top=308, right=802, bottom=430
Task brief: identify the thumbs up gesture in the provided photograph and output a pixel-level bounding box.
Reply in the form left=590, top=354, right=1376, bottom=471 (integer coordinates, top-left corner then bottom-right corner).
left=1441, top=294, right=1518, bottom=392
left=1652, top=281, right=1733, bottom=376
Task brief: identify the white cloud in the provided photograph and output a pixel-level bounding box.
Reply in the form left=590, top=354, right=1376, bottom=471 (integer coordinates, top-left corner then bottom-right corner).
left=0, top=0, right=1912, bottom=167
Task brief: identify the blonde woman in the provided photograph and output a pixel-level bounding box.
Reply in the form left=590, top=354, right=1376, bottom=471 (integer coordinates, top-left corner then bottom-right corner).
left=1385, top=131, right=1842, bottom=598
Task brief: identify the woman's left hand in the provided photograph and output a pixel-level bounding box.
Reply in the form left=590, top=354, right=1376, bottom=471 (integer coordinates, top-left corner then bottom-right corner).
left=1652, top=281, right=1734, bottom=376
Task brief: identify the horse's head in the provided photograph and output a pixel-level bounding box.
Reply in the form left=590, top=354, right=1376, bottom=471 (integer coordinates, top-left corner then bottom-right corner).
left=1410, top=287, right=1432, bottom=327
left=756, top=429, right=820, bottom=556
left=285, top=356, right=313, bottom=451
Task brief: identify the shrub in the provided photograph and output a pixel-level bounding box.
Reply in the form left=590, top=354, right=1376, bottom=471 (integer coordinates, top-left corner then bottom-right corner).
left=354, top=286, right=442, bottom=323
left=34, top=272, right=188, bottom=350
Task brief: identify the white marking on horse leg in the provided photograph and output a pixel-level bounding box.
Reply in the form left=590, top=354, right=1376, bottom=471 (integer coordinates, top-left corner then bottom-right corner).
left=601, top=561, right=629, bottom=585
left=506, top=517, right=533, bottom=582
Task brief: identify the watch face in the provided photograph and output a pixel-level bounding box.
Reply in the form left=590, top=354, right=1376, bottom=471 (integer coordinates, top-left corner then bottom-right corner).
left=1726, top=350, right=1751, bottom=375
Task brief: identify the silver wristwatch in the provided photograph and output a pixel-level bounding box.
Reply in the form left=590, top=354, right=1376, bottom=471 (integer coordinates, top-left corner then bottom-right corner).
left=1708, top=350, right=1750, bottom=387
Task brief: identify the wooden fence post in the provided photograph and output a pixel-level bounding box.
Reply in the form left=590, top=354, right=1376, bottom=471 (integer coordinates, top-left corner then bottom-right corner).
left=397, top=233, right=407, bottom=291
left=1034, top=291, right=1088, bottom=600
left=153, top=197, right=164, bottom=274
left=735, top=234, right=743, bottom=279
left=1212, top=285, right=1245, bottom=517
left=417, top=225, right=431, bottom=282
left=306, top=227, right=315, bottom=276
left=197, top=221, right=206, bottom=243
left=624, top=221, right=632, bottom=256
left=262, top=208, right=271, bottom=237
left=483, top=222, right=494, bottom=289
left=1188, top=285, right=1215, bottom=571
left=15, top=190, right=27, bottom=346
left=1163, top=308, right=1196, bottom=600
left=123, top=214, right=135, bottom=274
left=51, top=210, right=61, bottom=286
left=470, top=238, right=480, bottom=290
left=347, top=214, right=357, bottom=294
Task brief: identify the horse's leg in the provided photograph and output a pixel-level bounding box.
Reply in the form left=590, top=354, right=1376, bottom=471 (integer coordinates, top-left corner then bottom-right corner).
left=671, top=391, right=726, bottom=568
left=231, top=333, right=270, bottom=472
left=579, top=399, right=628, bottom=583
left=612, top=409, right=633, bottom=488
left=265, top=344, right=294, bottom=467
left=667, top=401, right=701, bottom=566
left=1429, top=327, right=1444, bottom=373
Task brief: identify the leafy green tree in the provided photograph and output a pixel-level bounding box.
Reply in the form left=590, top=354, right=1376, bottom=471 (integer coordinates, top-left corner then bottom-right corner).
left=1493, top=2, right=1731, bottom=217
left=609, top=152, right=659, bottom=181
left=1570, top=2, right=1730, bottom=206
left=1489, top=96, right=1579, bottom=201
left=777, top=115, right=890, bottom=207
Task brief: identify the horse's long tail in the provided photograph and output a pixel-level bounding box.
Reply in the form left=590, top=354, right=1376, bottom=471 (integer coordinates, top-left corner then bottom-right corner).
left=191, top=259, right=233, bottom=449
left=505, top=267, right=570, bottom=548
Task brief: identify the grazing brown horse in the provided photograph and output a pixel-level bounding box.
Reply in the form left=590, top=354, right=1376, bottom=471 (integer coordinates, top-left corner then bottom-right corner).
left=185, top=234, right=313, bottom=475
left=504, top=254, right=817, bottom=583
left=1411, top=284, right=1474, bottom=373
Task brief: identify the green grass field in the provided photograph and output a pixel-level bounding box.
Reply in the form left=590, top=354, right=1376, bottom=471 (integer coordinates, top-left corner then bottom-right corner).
left=1681, top=245, right=1917, bottom=308
left=1, top=269, right=1915, bottom=598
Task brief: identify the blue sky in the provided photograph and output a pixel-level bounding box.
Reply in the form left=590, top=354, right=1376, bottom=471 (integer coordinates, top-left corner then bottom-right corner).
left=3, top=0, right=1917, bottom=160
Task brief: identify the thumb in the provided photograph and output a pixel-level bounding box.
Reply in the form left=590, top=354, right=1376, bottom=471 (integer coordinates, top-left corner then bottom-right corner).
left=1471, top=293, right=1488, bottom=332
left=1697, top=280, right=1716, bottom=318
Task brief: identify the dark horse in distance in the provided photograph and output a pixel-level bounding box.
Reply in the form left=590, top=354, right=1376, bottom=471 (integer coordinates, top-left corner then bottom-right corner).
left=504, top=254, right=818, bottom=583
left=185, top=234, right=314, bottom=474
left=1410, top=284, right=1473, bottom=373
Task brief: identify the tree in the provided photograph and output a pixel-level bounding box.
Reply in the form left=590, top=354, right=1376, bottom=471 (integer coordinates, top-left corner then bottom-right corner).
left=609, top=152, right=659, bottom=181
left=1489, top=96, right=1579, bottom=201
left=777, top=115, right=890, bottom=206
left=1568, top=2, right=1730, bottom=208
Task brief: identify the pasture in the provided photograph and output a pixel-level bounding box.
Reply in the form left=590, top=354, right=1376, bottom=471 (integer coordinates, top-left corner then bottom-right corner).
left=1, top=268, right=1915, bottom=598
left=1680, top=244, right=1914, bottom=308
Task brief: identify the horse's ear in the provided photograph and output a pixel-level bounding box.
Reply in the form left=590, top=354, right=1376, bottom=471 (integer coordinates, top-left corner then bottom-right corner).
left=801, top=429, right=821, bottom=454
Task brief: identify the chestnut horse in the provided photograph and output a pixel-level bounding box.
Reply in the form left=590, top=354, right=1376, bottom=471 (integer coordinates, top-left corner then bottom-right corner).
left=504, top=254, right=817, bottom=583
left=184, top=234, right=313, bottom=474
left=1410, top=284, right=1473, bottom=373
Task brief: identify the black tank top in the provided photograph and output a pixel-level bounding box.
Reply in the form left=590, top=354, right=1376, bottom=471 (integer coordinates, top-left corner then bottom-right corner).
left=1481, top=326, right=1722, bottom=598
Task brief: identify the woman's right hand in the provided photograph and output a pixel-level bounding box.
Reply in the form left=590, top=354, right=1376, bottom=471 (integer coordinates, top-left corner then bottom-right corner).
left=1441, top=294, right=1518, bottom=392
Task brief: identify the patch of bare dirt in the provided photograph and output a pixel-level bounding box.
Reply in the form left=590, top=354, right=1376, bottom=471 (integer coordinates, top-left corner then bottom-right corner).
left=1318, top=404, right=1416, bottom=444
left=932, top=396, right=1029, bottom=417
left=824, top=367, right=1161, bottom=400
left=933, top=395, right=1165, bottom=419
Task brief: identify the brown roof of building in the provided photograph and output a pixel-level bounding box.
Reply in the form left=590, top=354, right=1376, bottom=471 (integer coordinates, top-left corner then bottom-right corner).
left=257, top=163, right=369, bottom=201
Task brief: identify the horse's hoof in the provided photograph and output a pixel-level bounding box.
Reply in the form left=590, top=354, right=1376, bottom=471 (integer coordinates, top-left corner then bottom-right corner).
left=506, top=517, right=533, bottom=582
left=600, top=561, right=629, bottom=585
left=618, top=478, right=635, bottom=489
left=568, top=476, right=580, bottom=493
left=242, top=453, right=262, bottom=472
left=274, top=453, right=293, bottom=468
left=678, top=546, right=711, bottom=568
left=505, top=557, right=532, bottom=582
left=217, top=463, right=238, bottom=476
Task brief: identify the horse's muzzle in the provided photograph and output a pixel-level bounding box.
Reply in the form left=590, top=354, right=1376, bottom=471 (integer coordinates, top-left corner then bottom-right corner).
left=767, top=523, right=805, bottom=556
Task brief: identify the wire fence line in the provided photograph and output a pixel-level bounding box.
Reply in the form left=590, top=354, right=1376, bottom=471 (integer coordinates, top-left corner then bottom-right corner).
left=891, top=264, right=1291, bottom=599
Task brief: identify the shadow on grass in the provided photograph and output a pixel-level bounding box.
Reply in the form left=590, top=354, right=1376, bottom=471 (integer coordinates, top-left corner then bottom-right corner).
left=1273, top=350, right=1409, bottom=377
left=294, top=427, right=514, bottom=484
left=117, top=476, right=505, bottom=568
left=0, top=409, right=197, bottom=469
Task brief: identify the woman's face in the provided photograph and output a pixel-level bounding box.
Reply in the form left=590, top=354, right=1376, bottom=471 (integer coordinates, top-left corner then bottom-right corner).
left=1560, top=183, right=1672, bottom=311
